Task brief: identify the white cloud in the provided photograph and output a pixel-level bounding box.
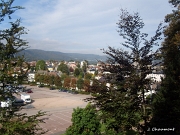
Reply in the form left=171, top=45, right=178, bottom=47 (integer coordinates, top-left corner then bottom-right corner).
left=13, top=0, right=173, bottom=55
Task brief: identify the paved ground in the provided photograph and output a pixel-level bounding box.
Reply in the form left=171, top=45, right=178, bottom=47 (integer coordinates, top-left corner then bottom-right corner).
left=18, top=85, right=90, bottom=135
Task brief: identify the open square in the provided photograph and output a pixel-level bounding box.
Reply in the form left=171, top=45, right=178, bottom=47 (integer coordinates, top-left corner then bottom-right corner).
left=19, top=85, right=90, bottom=135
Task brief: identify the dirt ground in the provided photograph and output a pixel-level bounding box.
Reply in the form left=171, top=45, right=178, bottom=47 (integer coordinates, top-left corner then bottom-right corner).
left=18, top=85, right=90, bottom=135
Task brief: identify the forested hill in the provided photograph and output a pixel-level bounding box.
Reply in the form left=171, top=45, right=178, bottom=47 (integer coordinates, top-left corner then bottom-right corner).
left=17, top=49, right=107, bottom=62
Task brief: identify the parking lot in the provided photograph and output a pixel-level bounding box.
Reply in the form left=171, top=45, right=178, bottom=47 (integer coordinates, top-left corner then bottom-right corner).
left=19, top=85, right=90, bottom=135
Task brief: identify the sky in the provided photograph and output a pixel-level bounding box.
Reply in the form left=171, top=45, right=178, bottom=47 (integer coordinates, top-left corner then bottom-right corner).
left=9, top=0, right=174, bottom=55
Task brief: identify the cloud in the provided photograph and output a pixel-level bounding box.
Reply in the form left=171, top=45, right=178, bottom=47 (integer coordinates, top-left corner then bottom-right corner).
left=14, top=0, right=173, bottom=55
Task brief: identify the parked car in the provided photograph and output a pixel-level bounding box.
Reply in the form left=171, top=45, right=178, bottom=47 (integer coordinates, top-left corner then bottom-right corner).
left=49, top=87, right=55, bottom=90
left=26, top=89, right=33, bottom=93
left=71, top=91, right=78, bottom=94
left=37, top=84, right=44, bottom=88
left=12, top=98, right=24, bottom=106
left=59, top=89, right=68, bottom=92
left=21, top=94, right=31, bottom=103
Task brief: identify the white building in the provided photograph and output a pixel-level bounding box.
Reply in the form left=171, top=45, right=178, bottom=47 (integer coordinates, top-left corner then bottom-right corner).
left=80, top=61, right=87, bottom=68
left=28, top=72, right=35, bottom=82
left=146, top=73, right=165, bottom=82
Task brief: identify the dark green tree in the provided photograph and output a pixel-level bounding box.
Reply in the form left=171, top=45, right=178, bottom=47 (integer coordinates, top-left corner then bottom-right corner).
left=61, top=73, right=68, bottom=81
left=57, top=62, right=69, bottom=75
left=150, top=1, right=180, bottom=134
left=35, top=60, right=46, bottom=71
left=0, top=0, right=46, bottom=134
left=35, top=73, right=40, bottom=83
left=87, top=9, right=162, bottom=134
left=48, top=75, right=54, bottom=86
left=43, top=74, right=49, bottom=85
left=79, top=70, right=84, bottom=79
left=74, top=68, right=80, bottom=77
left=54, top=75, right=62, bottom=88
left=77, top=78, right=84, bottom=90
left=65, top=103, right=101, bottom=135
left=39, top=74, right=44, bottom=84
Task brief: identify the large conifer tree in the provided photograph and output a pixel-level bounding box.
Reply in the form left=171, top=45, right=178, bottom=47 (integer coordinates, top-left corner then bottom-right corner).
left=87, top=9, right=162, bottom=134
left=150, top=1, right=180, bottom=134
left=0, top=0, right=46, bottom=134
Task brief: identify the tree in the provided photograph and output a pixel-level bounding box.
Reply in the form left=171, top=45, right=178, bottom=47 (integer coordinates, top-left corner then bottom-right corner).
left=61, top=73, right=68, bottom=81
left=79, top=71, right=84, bottom=79
left=77, top=78, right=84, bottom=90
left=84, top=79, right=90, bottom=92
left=57, top=62, right=69, bottom=75
left=39, top=74, right=44, bottom=84
left=84, top=73, right=93, bottom=80
left=65, top=103, right=101, bottom=135
left=54, top=75, right=62, bottom=88
left=43, top=74, right=49, bottom=85
left=82, top=61, right=87, bottom=73
left=150, top=1, right=180, bottom=134
left=71, top=78, right=77, bottom=89
left=35, top=73, right=40, bottom=83
left=74, top=68, right=80, bottom=77
left=87, top=9, right=162, bottom=134
left=0, top=0, right=46, bottom=134
left=63, top=77, right=71, bottom=88
left=35, top=60, right=46, bottom=71
left=48, top=75, right=54, bottom=86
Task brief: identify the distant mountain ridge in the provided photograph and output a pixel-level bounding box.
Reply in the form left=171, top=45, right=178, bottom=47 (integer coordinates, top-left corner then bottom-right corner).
left=17, top=49, right=107, bottom=62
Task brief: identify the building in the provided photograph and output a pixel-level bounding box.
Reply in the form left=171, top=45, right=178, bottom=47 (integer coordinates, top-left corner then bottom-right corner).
left=27, top=72, right=35, bottom=82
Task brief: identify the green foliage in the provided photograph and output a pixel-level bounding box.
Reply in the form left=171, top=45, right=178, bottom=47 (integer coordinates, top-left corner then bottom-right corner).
left=0, top=0, right=46, bottom=134
left=48, top=75, right=54, bottom=86
left=82, top=62, right=87, bottom=73
left=54, top=75, right=62, bottom=87
left=57, top=62, right=69, bottom=75
left=61, top=73, right=68, bottom=81
left=150, top=1, right=180, bottom=134
left=79, top=71, right=84, bottom=78
left=84, top=79, right=90, bottom=92
left=35, top=60, right=46, bottom=71
left=35, top=74, right=45, bottom=83
left=77, top=78, right=84, bottom=90
left=65, top=103, right=101, bottom=135
left=74, top=68, right=80, bottom=77
left=87, top=8, right=162, bottom=134
left=0, top=111, right=47, bottom=135
left=84, top=73, right=92, bottom=80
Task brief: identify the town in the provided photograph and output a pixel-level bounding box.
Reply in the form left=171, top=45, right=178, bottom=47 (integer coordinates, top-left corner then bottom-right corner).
left=26, top=60, right=164, bottom=95
left=0, top=0, right=179, bottom=135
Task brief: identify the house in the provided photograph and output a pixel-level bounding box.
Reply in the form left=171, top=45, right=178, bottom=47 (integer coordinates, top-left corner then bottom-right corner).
left=146, top=73, right=165, bottom=82
left=67, top=62, right=77, bottom=70
left=87, top=68, right=96, bottom=74
left=28, top=72, right=35, bottom=82
left=47, top=65, right=54, bottom=72
left=80, top=61, right=87, bottom=68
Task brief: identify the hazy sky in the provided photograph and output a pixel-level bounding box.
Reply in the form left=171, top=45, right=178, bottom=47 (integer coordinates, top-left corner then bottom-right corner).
left=11, top=0, right=173, bottom=55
